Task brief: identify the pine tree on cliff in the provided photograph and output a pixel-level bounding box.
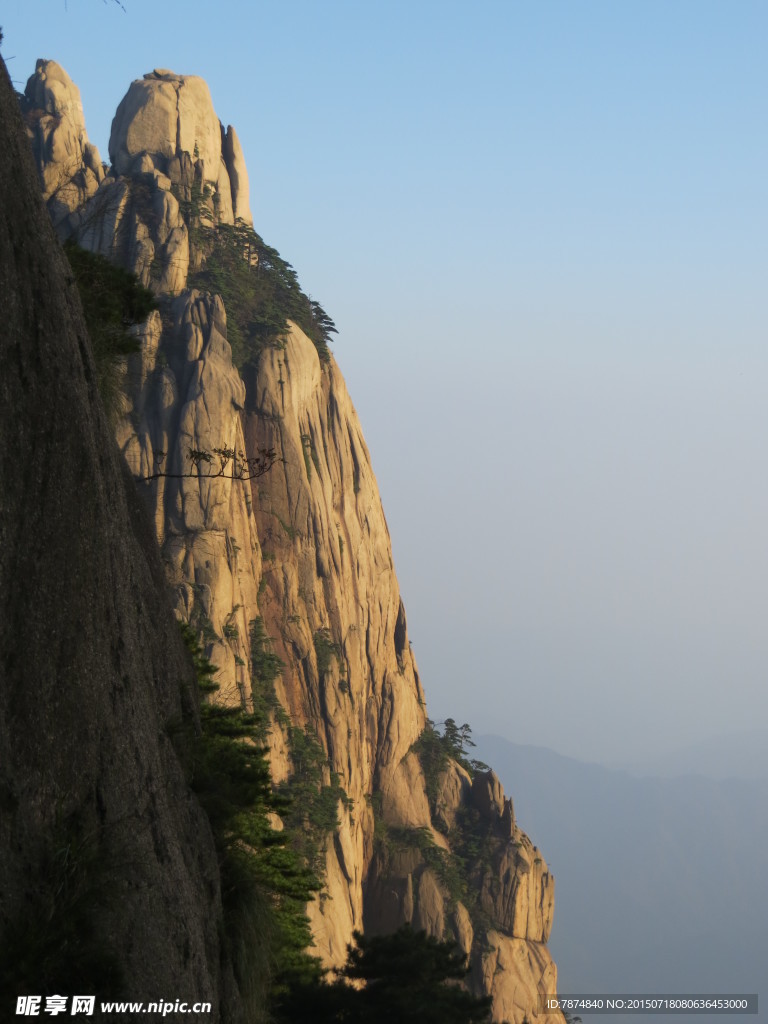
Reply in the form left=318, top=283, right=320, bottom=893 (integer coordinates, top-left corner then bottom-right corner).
left=277, top=926, right=492, bottom=1023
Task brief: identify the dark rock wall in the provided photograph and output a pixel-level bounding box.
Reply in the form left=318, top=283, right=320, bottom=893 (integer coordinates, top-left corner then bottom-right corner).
left=0, top=55, right=241, bottom=1020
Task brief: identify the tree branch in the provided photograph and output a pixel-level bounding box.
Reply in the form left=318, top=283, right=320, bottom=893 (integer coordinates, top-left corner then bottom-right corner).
left=139, top=444, right=278, bottom=483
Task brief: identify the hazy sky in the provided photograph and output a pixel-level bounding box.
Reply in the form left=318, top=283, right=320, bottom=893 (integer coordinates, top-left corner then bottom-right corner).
left=3, top=1, right=767, bottom=762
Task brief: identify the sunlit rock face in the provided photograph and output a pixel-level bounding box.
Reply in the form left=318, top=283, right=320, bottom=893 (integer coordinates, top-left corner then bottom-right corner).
left=20, top=59, right=106, bottom=230
left=242, top=320, right=430, bottom=964
left=364, top=763, right=560, bottom=1022
left=25, top=66, right=252, bottom=296
left=109, top=69, right=252, bottom=226
left=21, top=59, right=565, bottom=1023
left=115, top=291, right=261, bottom=709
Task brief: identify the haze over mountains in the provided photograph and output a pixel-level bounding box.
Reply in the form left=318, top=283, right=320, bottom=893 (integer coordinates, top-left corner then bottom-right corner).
left=475, top=734, right=767, bottom=1023
left=610, top=729, right=768, bottom=782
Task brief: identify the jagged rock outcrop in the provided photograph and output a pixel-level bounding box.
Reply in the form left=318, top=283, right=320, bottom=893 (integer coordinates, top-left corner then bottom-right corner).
left=435, top=760, right=472, bottom=831
left=22, top=60, right=565, bottom=1023
left=75, top=166, right=192, bottom=294
left=0, top=56, right=241, bottom=1019
left=109, top=69, right=252, bottom=227
left=222, top=124, right=252, bottom=224
left=475, top=933, right=561, bottom=1024
left=23, top=65, right=252, bottom=296
left=364, top=764, right=558, bottom=1019
left=20, top=59, right=106, bottom=230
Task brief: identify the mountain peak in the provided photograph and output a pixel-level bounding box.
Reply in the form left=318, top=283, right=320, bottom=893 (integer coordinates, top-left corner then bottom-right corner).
left=21, top=59, right=106, bottom=226
left=109, top=68, right=252, bottom=225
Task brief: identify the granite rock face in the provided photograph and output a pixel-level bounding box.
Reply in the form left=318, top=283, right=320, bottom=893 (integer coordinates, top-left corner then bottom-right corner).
left=243, top=321, right=430, bottom=964
left=116, top=291, right=261, bottom=708
left=21, top=59, right=106, bottom=230
left=21, top=59, right=565, bottom=1024
left=75, top=169, right=191, bottom=294
left=476, top=932, right=562, bottom=1024
left=222, top=124, right=253, bottom=225
left=0, top=56, right=241, bottom=1020
left=109, top=69, right=252, bottom=227
left=364, top=764, right=559, bottom=1021
left=25, top=67, right=252, bottom=295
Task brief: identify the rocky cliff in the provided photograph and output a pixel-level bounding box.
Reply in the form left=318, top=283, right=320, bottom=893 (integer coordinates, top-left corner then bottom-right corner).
left=0, top=56, right=243, bottom=1020
left=20, top=58, right=563, bottom=1023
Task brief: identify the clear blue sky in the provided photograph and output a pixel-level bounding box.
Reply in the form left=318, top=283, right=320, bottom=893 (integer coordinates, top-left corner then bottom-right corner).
left=3, top=0, right=767, bottom=762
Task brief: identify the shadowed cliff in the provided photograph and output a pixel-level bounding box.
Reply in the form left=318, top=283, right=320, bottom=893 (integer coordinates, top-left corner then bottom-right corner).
left=0, top=54, right=241, bottom=1020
